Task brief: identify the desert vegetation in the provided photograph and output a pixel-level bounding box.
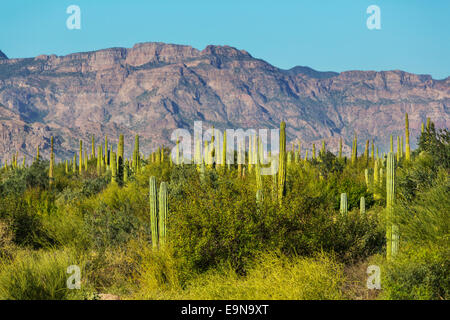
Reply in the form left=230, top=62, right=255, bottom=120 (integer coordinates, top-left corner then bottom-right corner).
left=0, top=113, right=448, bottom=300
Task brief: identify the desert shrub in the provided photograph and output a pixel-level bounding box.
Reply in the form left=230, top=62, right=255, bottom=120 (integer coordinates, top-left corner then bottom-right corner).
left=380, top=244, right=449, bottom=300
left=0, top=220, right=16, bottom=259
left=0, top=160, right=49, bottom=196
left=82, top=184, right=149, bottom=250
left=395, top=169, right=449, bottom=247
left=0, top=193, right=54, bottom=248
left=134, top=251, right=345, bottom=300
left=0, top=248, right=87, bottom=300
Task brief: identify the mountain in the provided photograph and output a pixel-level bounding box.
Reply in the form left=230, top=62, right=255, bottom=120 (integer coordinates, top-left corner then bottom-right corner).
left=0, top=50, right=7, bottom=60
left=0, top=42, right=449, bottom=162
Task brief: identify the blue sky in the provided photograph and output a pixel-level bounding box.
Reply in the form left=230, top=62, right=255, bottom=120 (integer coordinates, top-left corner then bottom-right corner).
left=1, top=0, right=449, bottom=79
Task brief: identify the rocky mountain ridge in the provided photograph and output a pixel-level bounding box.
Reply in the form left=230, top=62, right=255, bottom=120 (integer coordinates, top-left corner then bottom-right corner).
left=0, top=42, right=448, bottom=162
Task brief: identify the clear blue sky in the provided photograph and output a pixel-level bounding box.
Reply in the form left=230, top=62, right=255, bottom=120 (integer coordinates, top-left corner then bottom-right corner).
left=1, top=0, right=449, bottom=79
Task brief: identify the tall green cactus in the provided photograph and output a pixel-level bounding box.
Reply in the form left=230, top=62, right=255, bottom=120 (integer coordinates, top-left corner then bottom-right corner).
left=111, top=152, right=117, bottom=183
left=278, top=121, right=286, bottom=205
left=73, top=154, right=76, bottom=173
left=365, top=168, right=370, bottom=189
left=340, top=193, right=348, bottom=216
left=351, top=133, right=357, bottom=165
left=222, top=130, right=227, bottom=169
left=91, top=135, right=95, bottom=158
left=84, top=150, right=88, bottom=172
left=386, top=151, right=398, bottom=260
left=97, top=145, right=102, bottom=175
left=405, top=113, right=411, bottom=161
left=49, top=136, right=54, bottom=185
left=256, top=189, right=264, bottom=207
left=360, top=196, right=366, bottom=216
left=36, top=145, right=40, bottom=162
left=117, top=134, right=124, bottom=182
left=158, top=181, right=168, bottom=247
left=104, top=136, right=108, bottom=168
left=79, top=140, right=83, bottom=174
left=338, top=137, right=342, bottom=159
left=133, top=135, right=140, bottom=172
left=149, top=176, right=158, bottom=249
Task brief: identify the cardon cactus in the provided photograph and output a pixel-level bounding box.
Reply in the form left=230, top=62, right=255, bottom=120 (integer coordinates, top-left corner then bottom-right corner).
left=49, top=136, right=54, bottom=185
left=111, top=152, right=117, bottom=183
left=338, top=137, right=342, bottom=159
left=256, top=189, right=264, bottom=207
left=340, top=193, right=348, bottom=216
left=158, top=182, right=168, bottom=247
left=405, top=113, right=411, bottom=161
left=278, top=121, right=286, bottom=205
left=360, top=196, right=366, bottom=216
left=386, top=151, right=398, bottom=260
left=149, top=176, right=158, bottom=249
left=91, top=135, right=95, bottom=158
left=118, top=134, right=124, bottom=180
left=79, top=140, right=83, bottom=174
left=124, top=160, right=129, bottom=183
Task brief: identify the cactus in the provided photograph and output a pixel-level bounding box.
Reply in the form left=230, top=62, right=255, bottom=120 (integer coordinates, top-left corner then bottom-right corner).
left=79, top=140, right=83, bottom=174
left=36, top=145, right=40, bottom=162
left=371, top=140, right=375, bottom=163
left=312, top=143, right=316, bottom=160
left=374, top=160, right=380, bottom=199
left=104, top=136, right=108, bottom=167
left=386, top=151, right=398, bottom=260
left=133, top=135, right=140, bottom=172
left=405, top=113, right=411, bottom=161
left=91, top=135, right=95, bottom=158
left=365, top=168, right=370, bottom=189
left=278, top=121, right=286, bottom=205
left=97, top=145, right=102, bottom=175
left=351, top=133, right=357, bottom=165
left=118, top=134, right=124, bottom=180
left=222, top=130, right=227, bottom=168
left=149, top=176, right=158, bottom=249
left=84, top=150, right=88, bottom=172
left=338, top=137, right=342, bottom=159
left=379, top=167, right=383, bottom=187
left=390, top=135, right=393, bottom=153
left=255, top=139, right=262, bottom=191
left=176, top=138, right=180, bottom=165
left=396, top=136, right=401, bottom=162
left=340, top=193, right=348, bottom=216
left=65, top=160, right=69, bottom=174
left=158, top=181, right=168, bottom=247
left=49, top=136, right=54, bottom=185
left=72, top=154, right=76, bottom=173
left=111, top=152, right=117, bottom=183
left=256, top=189, right=264, bottom=206
left=124, top=160, right=129, bottom=183
left=421, top=122, right=425, bottom=133
left=360, top=196, right=366, bottom=216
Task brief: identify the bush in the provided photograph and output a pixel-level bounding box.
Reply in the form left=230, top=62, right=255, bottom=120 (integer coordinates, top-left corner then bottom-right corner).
left=134, top=251, right=345, bottom=300
left=0, top=248, right=86, bottom=300
left=380, top=245, right=449, bottom=300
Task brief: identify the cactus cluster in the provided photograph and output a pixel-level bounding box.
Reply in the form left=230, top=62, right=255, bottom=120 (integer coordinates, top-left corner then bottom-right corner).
left=149, top=176, right=168, bottom=248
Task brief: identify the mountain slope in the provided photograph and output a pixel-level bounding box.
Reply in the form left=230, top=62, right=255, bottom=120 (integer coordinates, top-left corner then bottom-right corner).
left=0, top=42, right=448, bottom=161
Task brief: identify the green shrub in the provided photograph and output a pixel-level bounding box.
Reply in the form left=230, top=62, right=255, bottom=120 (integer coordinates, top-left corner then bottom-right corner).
left=135, top=251, right=345, bottom=300
left=380, top=244, right=449, bottom=300
left=0, top=248, right=86, bottom=300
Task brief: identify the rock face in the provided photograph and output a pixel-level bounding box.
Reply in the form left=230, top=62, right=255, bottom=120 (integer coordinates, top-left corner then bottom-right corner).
left=0, top=42, right=449, bottom=162
left=0, top=50, right=7, bottom=60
